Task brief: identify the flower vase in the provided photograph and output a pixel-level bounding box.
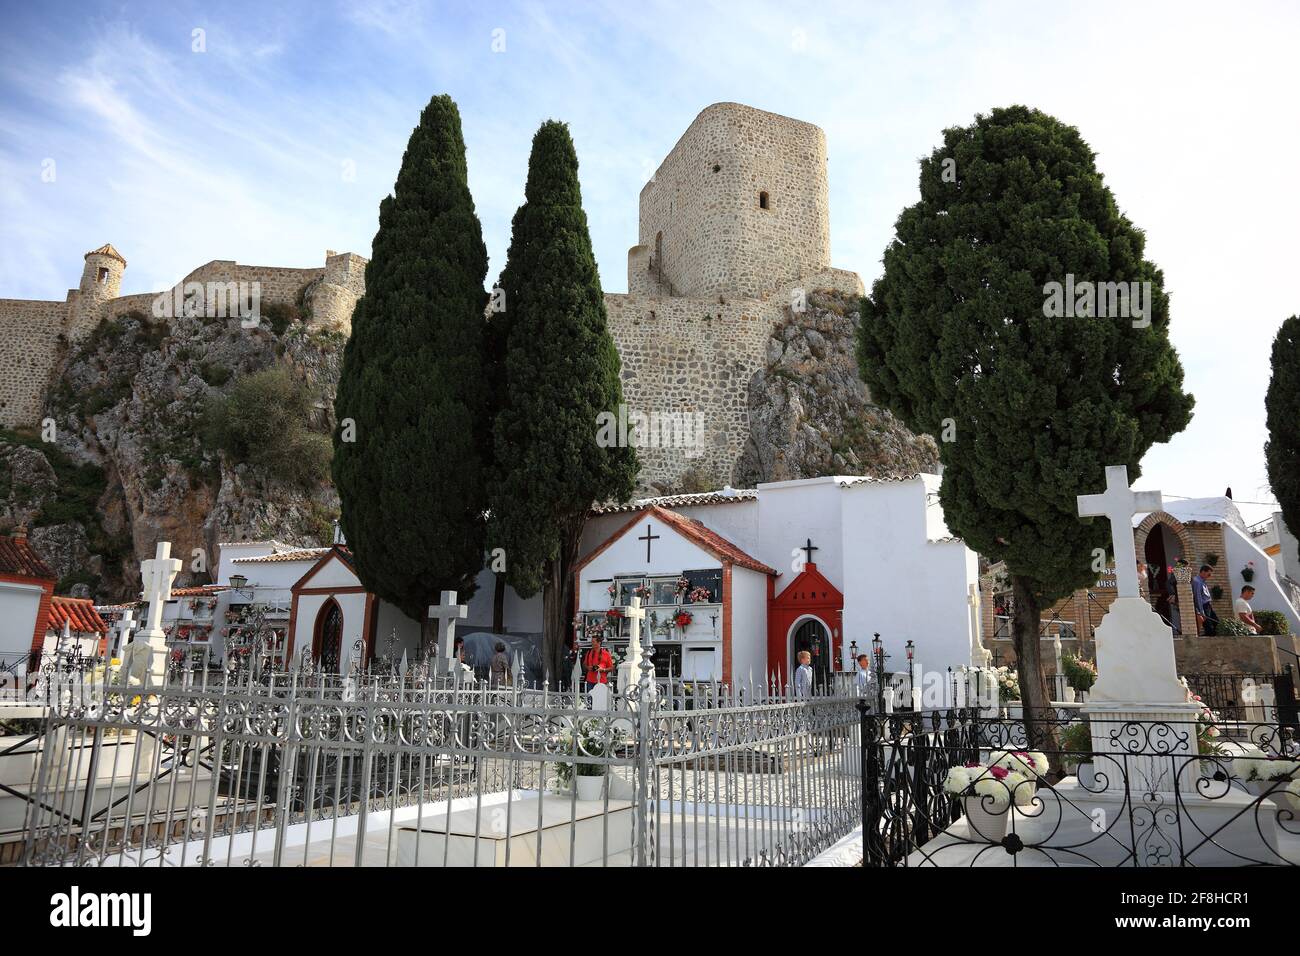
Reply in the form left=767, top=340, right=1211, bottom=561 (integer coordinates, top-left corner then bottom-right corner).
left=962, top=794, right=1009, bottom=843
left=575, top=774, right=605, bottom=802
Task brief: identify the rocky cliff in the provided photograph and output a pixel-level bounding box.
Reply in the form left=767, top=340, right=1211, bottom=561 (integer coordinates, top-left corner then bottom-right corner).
left=734, top=290, right=938, bottom=485
left=0, top=294, right=342, bottom=602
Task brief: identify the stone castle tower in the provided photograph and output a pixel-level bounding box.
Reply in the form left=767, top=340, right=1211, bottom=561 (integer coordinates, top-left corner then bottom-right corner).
left=628, top=103, right=831, bottom=300
left=606, top=102, right=863, bottom=491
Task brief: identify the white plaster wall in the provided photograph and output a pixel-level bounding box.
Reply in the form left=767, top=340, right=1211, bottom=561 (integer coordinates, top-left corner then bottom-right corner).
left=214, top=543, right=280, bottom=583
left=292, top=592, right=368, bottom=668
left=0, top=581, right=42, bottom=661
left=756, top=477, right=845, bottom=592
left=372, top=600, right=421, bottom=659
left=729, top=565, right=769, bottom=685
left=1222, top=521, right=1300, bottom=625
left=840, top=478, right=978, bottom=675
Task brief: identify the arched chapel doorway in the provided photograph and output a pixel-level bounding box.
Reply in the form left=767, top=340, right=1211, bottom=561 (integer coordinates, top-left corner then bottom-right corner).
left=790, top=618, right=831, bottom=689
left=313, top=600, right=344, bottom=673
left=1143, top=522, right=1186, bottom=635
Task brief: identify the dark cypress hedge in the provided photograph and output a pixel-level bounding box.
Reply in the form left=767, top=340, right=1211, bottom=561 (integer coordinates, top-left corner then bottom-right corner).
left=333, top=94, right=490, bottom=627
left=487, top=121, right=638, bottom=679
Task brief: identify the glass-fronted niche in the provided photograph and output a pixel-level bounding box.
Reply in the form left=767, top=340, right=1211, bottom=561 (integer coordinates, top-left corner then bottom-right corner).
left=600, top=569, right=722, bottom=610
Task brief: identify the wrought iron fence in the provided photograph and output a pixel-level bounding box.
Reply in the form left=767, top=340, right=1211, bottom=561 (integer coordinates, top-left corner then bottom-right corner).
left=18, top=665, right=862, bottom=867
left=859, top=705, right=1300, bottom=867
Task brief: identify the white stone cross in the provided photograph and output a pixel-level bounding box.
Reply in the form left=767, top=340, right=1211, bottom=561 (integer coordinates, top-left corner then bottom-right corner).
left=1076, top=465, right=1161, bottom=600
left=140, top=542, right=182, bottom=638
left=427, top=590, right=467, bottom=665
left=620, top=594, right=647, bottom=670
left=112, top=607, right=136, bottom=656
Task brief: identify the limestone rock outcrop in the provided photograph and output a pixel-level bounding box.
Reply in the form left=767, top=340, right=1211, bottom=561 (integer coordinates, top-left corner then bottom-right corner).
left=734, top=291, right=938, bottom=486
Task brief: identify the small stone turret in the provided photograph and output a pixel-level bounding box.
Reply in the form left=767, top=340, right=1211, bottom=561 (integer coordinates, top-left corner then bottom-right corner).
left=68, top=243, right=126, bottom=344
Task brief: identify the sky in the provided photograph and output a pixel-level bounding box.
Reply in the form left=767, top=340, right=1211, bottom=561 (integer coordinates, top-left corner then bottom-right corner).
left=1, top=0, right=1297, bottom=524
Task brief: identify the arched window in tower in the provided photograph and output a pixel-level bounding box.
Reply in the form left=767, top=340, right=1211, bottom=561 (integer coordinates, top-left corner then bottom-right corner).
left=759, top=191, right=770, bottom=210
left=97, top=268, right=110, bottom=284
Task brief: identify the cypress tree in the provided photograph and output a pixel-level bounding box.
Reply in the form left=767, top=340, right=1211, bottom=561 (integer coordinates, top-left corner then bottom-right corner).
left=857, top=106, right=1193, bottom=743
left=488, top=120, right=638, bottom=681
left=1266, top=316, right=1300, bottom=561
left=333, top=94, right=490, bottom=634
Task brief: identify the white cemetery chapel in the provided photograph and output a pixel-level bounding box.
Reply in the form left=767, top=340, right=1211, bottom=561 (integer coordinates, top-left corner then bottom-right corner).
left=574, top=474, right=981, bottom=686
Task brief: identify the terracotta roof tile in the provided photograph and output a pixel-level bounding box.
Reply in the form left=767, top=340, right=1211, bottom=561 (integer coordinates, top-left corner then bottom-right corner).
left=49, top=596, right=108, bottom=635
left=170, top=585, right=229, bottom=597
left=233, top=548, right=330, bottom=565
left=0, top=534, right=56, bottom=580
left=85, top=243, right=126, bottom=265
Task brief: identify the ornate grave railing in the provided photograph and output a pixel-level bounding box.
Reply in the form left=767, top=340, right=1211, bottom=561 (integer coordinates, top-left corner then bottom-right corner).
left=17, top=668, right=861, bottom=867
left=859, top=705, right=1300, bottom=867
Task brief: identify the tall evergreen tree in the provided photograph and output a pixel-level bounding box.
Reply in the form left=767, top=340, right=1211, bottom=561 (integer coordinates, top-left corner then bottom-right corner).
left=857, top=106, right=1193, bottom=743
left=488, top=121, right=638, bottom=681
left=333, top=94, right=490, bottom=633
left=1266, top=316, right=1300, bottom=561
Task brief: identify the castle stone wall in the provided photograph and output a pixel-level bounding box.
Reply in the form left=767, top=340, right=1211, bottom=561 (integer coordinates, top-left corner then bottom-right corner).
left=635, top=103, right=831, bottom=301
left=0, top=299, right=66, bottom=428
left=605, top=269, right=863, bottom=492
left=0, top=250, right=365, bottom=429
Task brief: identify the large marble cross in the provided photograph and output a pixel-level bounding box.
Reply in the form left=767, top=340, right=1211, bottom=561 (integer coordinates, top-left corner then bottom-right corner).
left=428, top=590, right=467, bottom=668
left=1076, top=465, right=1160, bottom=599
left=140, top=542, right=182, bottom=638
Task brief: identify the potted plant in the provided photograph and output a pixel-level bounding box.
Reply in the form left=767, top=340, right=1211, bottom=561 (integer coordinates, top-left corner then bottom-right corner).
left=1204, top=551, right=1220, bottom=568
left=555, top=720, right=623, bottom=802
left=1062, top=654, right=1097, bottom=695
left=1232, top=756, right=1300, bottom=813
left=993, top=666, right=1021, bottom=717
left=633, top=583, right=653, bottom=603
left=1240, top=561, right=1255, bottom=583
left=942, top=757, right=1040, bottom=842
left=687, top=585, right=712, bottom=604
left=1059, top=721, right=1096, bottom=788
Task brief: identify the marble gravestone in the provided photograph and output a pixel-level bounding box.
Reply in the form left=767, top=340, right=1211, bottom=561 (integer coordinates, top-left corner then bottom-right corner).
left=138, top=542, right=183, bottom=685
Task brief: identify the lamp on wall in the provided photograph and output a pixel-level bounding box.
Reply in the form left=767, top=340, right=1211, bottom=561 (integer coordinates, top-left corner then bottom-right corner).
left=227, top=574, right=254, bottom=599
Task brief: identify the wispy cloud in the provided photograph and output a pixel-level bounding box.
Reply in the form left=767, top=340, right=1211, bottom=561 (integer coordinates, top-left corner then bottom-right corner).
left=1, top=0, right=1297, bottom=515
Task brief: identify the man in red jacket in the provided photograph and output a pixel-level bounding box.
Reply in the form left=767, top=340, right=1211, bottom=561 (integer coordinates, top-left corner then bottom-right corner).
left=583, top=635, right=614, bottom=690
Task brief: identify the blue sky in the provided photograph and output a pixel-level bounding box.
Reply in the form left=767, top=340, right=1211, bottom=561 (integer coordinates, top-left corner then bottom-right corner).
left=2, top=1, right=1297, bottom=522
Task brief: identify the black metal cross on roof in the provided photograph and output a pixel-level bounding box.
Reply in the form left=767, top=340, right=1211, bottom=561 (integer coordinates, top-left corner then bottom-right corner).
left=639, top=523, right=660, bottom=562
left=801, top=537, right=818, bottom=566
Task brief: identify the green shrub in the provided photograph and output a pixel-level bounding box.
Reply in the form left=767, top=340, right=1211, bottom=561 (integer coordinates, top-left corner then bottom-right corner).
left=262, top=302, right=299, bottom=336
left=205, top=367, right=331, bottom=487
left=1254, top=609, right=1290, bottom=636
left=199, top=363, right=232, bottom=387
left=1216, top=617, right=1254, bottom=637
left=1059, top=721, right=1091, bottom=754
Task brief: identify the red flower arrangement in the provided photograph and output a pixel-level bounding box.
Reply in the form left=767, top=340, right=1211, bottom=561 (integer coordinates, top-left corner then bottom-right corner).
left=674, top=610, right=693, bottom=628
left=606, top=607, right=623, bottom=620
